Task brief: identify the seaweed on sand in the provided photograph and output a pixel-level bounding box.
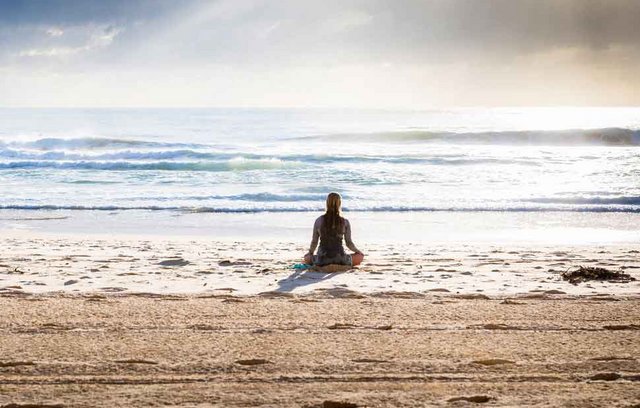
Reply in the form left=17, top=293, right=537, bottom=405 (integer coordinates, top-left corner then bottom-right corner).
left=561, top=266, right=635, bottom=285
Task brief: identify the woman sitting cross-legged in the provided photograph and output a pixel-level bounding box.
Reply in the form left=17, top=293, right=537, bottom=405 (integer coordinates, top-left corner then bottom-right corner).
left=304, top=192, right=364, bottom=267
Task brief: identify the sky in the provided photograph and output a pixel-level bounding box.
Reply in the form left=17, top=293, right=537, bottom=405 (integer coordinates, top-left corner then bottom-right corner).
left=0, top=0, right=639, bottom=108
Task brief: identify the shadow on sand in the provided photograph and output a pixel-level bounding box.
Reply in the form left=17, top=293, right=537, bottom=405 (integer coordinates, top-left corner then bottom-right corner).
left=276, top=269, right=345, bottom=293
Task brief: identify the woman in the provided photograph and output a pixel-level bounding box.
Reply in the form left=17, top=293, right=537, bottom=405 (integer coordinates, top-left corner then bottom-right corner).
left=304, top=192, right=364, bottom=267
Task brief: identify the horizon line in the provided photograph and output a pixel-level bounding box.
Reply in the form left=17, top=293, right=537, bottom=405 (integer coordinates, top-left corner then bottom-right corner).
left=1, top=105, right=640, bottom=110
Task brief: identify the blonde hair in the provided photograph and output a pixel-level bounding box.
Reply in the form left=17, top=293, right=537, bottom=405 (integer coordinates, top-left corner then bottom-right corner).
left=323, top=192, right=344, bottom=233
left=326, top=192, right=342, bottom=214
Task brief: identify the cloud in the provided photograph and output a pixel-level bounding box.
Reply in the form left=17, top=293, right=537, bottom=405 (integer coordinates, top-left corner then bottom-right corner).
left=16, top=24, right=122, bottom=58
left=0, top=0, right=638, bottom=107
left=124, top=0, right=640, bottom=67
left=3, top=0, right=640, bottom=65
left=322, top=10, right=373, bottom=33
left=45, top=27, right=64, bottom=37
left=18, top=47, right=75, bottom=57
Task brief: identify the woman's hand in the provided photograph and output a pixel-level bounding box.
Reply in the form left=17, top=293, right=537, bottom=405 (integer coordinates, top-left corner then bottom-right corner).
left=303, top=252, right=313, bottom=264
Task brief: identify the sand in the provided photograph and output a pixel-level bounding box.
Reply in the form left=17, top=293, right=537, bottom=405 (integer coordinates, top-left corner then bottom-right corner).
left=1, top=233, right=639, bottom=296
left=0, top=232, right=639, bottom=406
left=0, top=295, right=638, bottom=407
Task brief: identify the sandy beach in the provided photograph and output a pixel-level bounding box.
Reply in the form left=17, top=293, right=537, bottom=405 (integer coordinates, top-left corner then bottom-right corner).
left=1, top=231, right=639, bottom=297
left=2, top=0, right=640, bottom=405
left=1, top=232, right=639, bottom=406
left=0, top=294, right=638, bottom=407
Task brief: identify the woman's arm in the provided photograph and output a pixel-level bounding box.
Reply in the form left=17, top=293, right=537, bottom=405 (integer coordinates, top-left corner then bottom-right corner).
left=308, top=217, right=321, bottom=255
left=344, top=219, right=362, bottom=254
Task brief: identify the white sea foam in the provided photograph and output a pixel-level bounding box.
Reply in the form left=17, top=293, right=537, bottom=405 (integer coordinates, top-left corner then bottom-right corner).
left=0, top=108, right=639, bottom=216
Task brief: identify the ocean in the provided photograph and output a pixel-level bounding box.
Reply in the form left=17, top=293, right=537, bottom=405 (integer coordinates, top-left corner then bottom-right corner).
left=1, top=107, right=639, bottom=243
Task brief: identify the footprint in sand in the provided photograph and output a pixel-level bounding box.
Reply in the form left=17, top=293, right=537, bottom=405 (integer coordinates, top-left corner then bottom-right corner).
left=589, top=372, right=621, bottom=381
left=589, top=356, right=635, bottom=361
left=219, top=260, right=252, bottom=266
left=321, top=401, right=358, bottom=408
left=158, top=258, right=190, bottom=267
left=447, top=395, right=493, bottom=403
left=454, top=294, right=490, bottom=300
left=222, top=298, right=244, bottom=303
left=99, top=287, right=127, bottom=292
left=352, top=358, right=390, bottom=363
left=328, top=323, right=358, bottom=330
left=114, top=359, right=158, bottom=365
left=603, top=324, right=639, bottom=330
left=0, top=361, right=36, bottom=368
left=235, top=359, right=271, bottom=366
left=470, top=323, right=518, bottom=330
left=544, top=289, right=566, bottom=295
left=472, top=359, right=515, bottom=366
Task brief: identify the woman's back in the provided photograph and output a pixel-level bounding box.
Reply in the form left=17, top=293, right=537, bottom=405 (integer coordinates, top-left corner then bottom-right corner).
left=305, top=192, right=364, bottom=267
left=316, top=214, right=346, bottom=258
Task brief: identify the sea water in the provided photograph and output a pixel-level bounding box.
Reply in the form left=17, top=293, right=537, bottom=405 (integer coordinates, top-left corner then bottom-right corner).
left=1, top=107, right=639, bottom=243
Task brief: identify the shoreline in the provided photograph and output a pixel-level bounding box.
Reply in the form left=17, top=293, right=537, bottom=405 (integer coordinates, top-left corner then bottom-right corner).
left=2, top=209, right=640, bottom=245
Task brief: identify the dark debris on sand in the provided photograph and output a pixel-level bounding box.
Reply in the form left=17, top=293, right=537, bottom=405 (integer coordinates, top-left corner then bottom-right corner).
left=561, top=266, right=635, bottom=285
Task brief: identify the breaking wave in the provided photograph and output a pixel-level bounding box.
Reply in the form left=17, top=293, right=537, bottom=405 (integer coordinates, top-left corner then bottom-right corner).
left=0, top=158, right=294, bottom=172
left=524, top=196, right=640, bottom=206
left=0, top=137, right=206, bottom=151
left=298, top=128, right=640, bottom=146
left=1, top=202, right=638, bottom=213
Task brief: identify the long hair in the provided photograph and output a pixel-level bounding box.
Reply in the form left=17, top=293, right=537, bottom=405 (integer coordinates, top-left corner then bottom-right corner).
left=322, top=192, right=344, bottom=234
